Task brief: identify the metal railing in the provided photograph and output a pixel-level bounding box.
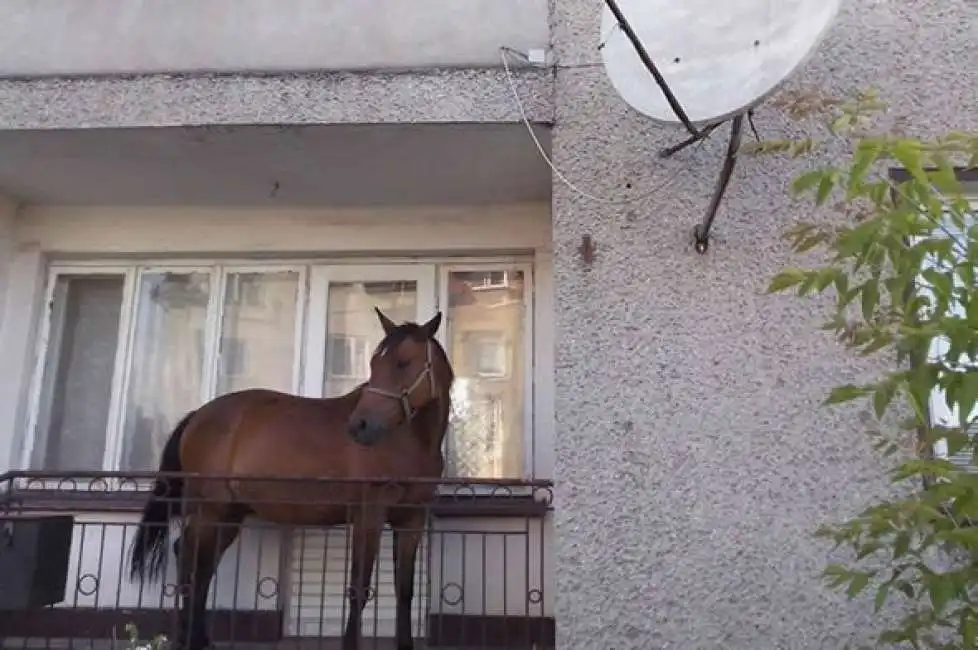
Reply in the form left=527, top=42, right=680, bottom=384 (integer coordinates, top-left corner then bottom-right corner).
left=0, top=471, right=553, bottom=650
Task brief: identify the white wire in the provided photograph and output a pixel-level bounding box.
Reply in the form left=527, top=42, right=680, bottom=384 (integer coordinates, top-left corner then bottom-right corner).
left=499, top=47, right=711, bottom=205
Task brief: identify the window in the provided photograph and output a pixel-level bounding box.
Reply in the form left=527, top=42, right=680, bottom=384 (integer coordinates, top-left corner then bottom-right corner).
left=326, top=335, right=372, bottom=379
left=444, top=268, right=528, bottom=478
left=920, top=215, right=978, bottom=471
left=23, top=259, right=539, bottom=480
left=25, top=265, right=303, bottom=472
left=473, top=334, right=508, bottom=378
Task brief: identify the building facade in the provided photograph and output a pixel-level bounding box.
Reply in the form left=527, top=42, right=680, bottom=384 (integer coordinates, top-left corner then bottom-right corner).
left=0, top=0, right=973, bottom=648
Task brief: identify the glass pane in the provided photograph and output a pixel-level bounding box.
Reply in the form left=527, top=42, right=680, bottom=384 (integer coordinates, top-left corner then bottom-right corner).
left=216, top=271, right=300, bottom=395
left=446, top=269, right=526, bottom=478
left=324, top=280, right=417, bottom=397
left=32, top=275, right=125, bottom=470
left=119, top=272, right=211, bottom=470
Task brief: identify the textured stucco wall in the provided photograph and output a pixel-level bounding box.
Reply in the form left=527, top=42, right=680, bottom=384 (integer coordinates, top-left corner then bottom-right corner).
left=551, top=0, right=978, bottom=648
left=0, top=68, right=552, bottom=129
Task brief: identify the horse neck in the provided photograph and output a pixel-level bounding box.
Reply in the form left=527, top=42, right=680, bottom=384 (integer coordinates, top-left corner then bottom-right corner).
left=411, top=385, right=451, bottom=459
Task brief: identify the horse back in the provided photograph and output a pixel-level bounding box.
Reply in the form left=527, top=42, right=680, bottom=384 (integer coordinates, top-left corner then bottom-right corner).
left=177, top=386, right=441, bottom=525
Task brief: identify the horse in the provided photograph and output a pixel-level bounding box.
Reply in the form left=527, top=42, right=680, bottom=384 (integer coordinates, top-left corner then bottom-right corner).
left=127, top=308, right=453, bottom=650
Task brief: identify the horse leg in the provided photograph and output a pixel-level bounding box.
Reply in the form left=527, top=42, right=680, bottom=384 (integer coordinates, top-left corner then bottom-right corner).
left=175, top=509, right=245, bottom=650
left=342, top=515, right=383, bottom=650
left=391, top=510, right=426, bottom=650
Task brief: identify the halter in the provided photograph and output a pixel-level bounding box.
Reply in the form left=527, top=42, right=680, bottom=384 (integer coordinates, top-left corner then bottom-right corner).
left=364, top=340, right=436, bottom=422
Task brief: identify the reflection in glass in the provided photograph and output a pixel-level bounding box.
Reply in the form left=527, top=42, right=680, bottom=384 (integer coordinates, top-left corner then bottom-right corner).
left=32, top=275, right=125, bottom=470
left=120, top=272, right=210, bottom=470
left=446, top=269, right=525, bottom=478
left=217, top=271, right=300, bottom=395
left=324, top=281, right=417, bottom=397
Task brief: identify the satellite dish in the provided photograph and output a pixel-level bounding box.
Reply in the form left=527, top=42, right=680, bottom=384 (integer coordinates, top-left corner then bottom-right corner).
left=597, top=0, right=841, bottom=254
left=600, top=0, right=842, bottom=124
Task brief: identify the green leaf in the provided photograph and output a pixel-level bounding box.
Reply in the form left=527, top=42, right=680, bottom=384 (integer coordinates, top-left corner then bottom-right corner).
left=824, top=384, right=870, bottom=406
left=791, top=170, right=824, bottom=197
left=874, top=583, right=889, bottom=613
left=861, top=279, right=879, bottom=321
left=873, top=380, right=899, bottom=419
left=849, top=139, right=884, bottom=197
left=893, top=532, right=910, bottom=559
left=847, top=571, right=872, bottom=598
left=816, top=174, right=836, bottom=206
left=957, top=371, right=978, bottom=430
left=927, top=574, right=954, bottom=615
left=766, top=268, right=808, bottom=293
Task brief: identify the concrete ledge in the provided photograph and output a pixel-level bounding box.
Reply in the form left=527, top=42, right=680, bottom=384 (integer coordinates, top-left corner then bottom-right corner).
left=0, top=69, right=554, bottom=130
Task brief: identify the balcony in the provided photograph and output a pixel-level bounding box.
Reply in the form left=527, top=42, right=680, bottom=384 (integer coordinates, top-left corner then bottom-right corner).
left=0, top=471, right=554, bottom=649
left=0, top=0, right=549, bottom=78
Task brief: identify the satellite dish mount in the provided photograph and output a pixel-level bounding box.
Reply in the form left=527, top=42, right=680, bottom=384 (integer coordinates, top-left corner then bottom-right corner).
left=600, top=0, right=841, bottom=253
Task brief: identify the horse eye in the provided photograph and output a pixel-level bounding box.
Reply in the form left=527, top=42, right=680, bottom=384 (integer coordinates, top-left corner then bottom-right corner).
left=396, top=359, right=410, bottom=370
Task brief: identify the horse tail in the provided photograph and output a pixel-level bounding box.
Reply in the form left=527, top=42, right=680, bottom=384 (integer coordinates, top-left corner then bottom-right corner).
left=128, top=409, right=196, bottom=583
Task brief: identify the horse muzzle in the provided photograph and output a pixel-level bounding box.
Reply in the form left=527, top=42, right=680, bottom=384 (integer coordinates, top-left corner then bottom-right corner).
left=347, top=417, right=385, bottom=447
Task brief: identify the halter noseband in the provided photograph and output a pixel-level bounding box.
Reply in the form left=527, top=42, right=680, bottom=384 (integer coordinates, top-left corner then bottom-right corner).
left=363, top=340, right=436, bottom=422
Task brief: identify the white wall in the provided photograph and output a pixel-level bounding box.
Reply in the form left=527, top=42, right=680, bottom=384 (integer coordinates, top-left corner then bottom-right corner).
left=0, top=0, right=548, bottom=77
left=428, top=516, right=552, bottom=617
left=0, top=193, right=25, bottom=473
left=49, top=512, right=282, bottom=611
left=4, top=202, right=553, bottom=621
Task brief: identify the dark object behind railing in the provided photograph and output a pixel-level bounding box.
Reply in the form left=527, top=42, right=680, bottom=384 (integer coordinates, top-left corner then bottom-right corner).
left=0, top=514, right=74, bottom=610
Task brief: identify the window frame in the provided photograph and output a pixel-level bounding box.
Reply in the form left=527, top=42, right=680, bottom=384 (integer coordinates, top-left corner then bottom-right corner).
left=20, top=261, right=309, bottom=472
left=21, top=265, right=137, bottom=471
left=438, top=262, right=535, bottom=483
left=19, top=256, right=540, bottom=481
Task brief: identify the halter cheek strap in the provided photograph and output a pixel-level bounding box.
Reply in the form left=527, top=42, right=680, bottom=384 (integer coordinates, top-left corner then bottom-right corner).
left=364, top=340, right=437, bottom=422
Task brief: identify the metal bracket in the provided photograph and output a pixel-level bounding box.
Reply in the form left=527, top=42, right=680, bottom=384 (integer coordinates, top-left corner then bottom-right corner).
left=604, top=0, right=757, bottom=254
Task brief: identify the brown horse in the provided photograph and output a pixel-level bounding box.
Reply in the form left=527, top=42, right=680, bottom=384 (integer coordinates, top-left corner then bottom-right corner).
left=128, top=308, right=452, bottom=650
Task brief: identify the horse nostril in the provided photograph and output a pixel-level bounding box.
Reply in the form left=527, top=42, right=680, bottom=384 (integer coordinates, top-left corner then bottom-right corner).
left=348, top=418, right=368, bottom=436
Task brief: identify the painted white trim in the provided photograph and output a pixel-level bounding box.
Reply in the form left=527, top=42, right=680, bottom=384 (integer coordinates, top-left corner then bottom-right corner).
left=532, top=250, right=554, bottom=481
left=35, top=254, right=534, bottom=269
left=201, top=268, right=224, bottom=402
left=302, top=267, right=330, bottom=399
left=101, top=269, right=137, bottom=470
left=16, top=204, right=549, bottom=258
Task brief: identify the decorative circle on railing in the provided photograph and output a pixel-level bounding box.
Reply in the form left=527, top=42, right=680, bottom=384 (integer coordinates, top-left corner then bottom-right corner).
left=449, top=484, right=477, bottom=501
left=76, top=573, right=100, bottom=597
left=24, top=478, right=45, bottom=491
left=490, top=485, right=514, bottom=499
left=527, top=588, right=543, bottom=605
left=87, top=476, right=110, bottom=493
left=117, top=477, right=141, bottom=492
left=256, top=576, right=279, bottom=600
left=162, top=582, right=179, bottom=598
left=440, top=582, right=464, bottom=606
left=56, top=477, right=78, bottom=493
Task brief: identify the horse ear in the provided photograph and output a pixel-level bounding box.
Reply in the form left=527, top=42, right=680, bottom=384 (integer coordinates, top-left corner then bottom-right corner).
left=421, top=311, right=442, bottom=338
left=374, top=307, right=397, bottom=335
